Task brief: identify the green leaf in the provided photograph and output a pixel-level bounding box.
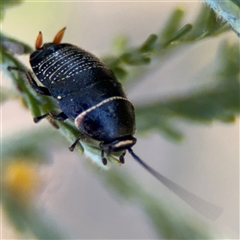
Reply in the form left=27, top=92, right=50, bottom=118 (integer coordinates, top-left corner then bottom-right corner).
left=102, top=5, right=230, bottom=85
left=111, top=34, right=129, bottom=54
left=1, top=33, right=33, bottom=58
left=163, top=24, right=193, bottom=46
left=204, top=0, right=240, bottom=36
left=159, top=8, right=185, bottom=41
left=139, top=34, right=158, bottom=52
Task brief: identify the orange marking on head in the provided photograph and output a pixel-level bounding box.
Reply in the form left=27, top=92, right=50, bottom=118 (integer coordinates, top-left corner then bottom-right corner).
left=53, top=27, right=66, bottom=44
left=35, top=31, right=43, bottom=50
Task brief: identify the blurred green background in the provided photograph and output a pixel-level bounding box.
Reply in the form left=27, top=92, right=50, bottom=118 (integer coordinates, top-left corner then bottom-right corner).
left=1, top=1, right=239, bottom=239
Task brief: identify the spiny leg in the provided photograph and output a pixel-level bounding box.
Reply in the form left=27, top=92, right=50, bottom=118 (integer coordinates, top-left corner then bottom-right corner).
left=7, top=66, right=68, bottom=125
left=7, top=66, right=51, bottom=96
left=69, top=134, right=84, bottom=152
left=34, top=112, right=68, bottom=123
left=34, top=113, right=49, bottom=123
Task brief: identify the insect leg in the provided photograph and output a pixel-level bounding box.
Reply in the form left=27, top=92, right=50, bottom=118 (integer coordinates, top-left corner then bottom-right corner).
left=119, top=151, right=126, bottom=164
left=69, top=134, right=84, bottom=152
left=7, top=66, right=51, bottom=96
left=34, top=112, right=68, bottom=123
left=101, top=150, right=107, bottom=165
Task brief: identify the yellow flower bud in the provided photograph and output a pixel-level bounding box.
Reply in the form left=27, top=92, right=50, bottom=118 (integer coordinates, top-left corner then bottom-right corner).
left=3, top=160, right=41, bottom=203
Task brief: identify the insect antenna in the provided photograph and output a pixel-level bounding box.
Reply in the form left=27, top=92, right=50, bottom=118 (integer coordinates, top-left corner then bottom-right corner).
left=53, top=27, right=66, bottom=44
left=128, top=148, right=223, bottom=221
left=35, top=31, right=43, bottom=50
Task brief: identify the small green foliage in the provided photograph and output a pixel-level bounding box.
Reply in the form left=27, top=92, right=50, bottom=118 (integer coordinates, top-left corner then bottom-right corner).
left=135, top=41, right=239, bottom=140
left=1, top=34, right=33, bottom=56
left=204, top=0, right=240, bottom=36
left=187, top=3, right=227, bottom=39
left=160, top=8, right=185, bottom=41
left=139, top=34, right=158, bottom=52
left=162, top=23, right=193, bottom=46
left=1, top=33, right=33, bottom=64
left=103, top=5, right=230, bottom=82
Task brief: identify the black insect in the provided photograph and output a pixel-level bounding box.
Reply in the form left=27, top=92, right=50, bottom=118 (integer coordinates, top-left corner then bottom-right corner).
left=8, top=28, right=222, bottom=220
